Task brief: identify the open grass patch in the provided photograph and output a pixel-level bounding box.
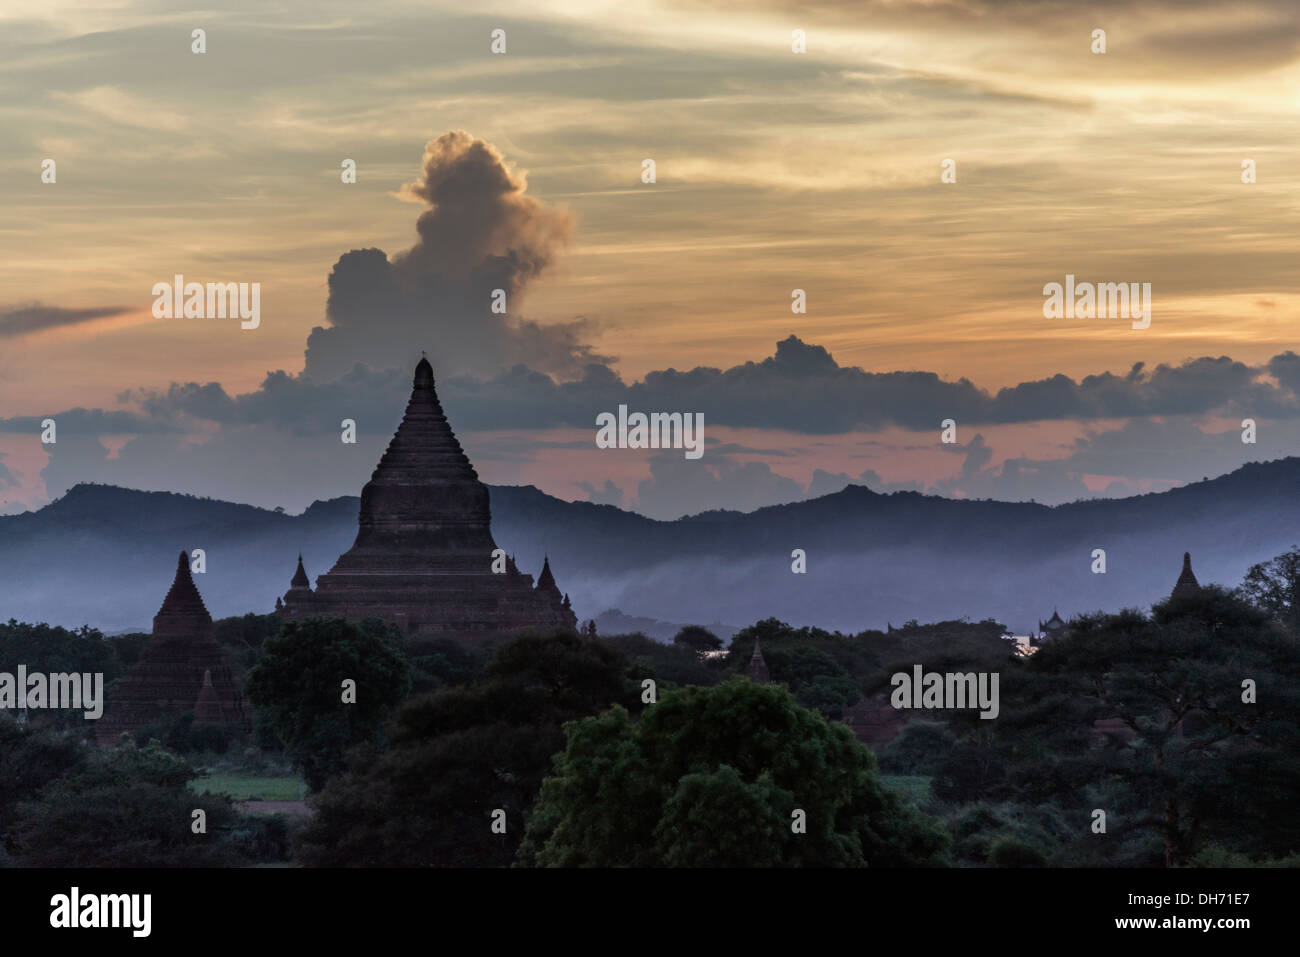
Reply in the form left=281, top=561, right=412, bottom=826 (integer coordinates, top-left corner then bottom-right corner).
left=880, top=774, right=933, bottom=807
left=189, top=772, right=306, bottom=802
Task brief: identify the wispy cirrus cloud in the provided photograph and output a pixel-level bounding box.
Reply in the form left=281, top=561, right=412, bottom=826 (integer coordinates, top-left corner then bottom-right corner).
left=0, top=303, right=131, bottom=339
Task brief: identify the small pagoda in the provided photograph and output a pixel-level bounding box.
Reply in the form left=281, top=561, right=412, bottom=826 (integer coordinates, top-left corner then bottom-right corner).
left=96, top=552, right=250, bottom=745
left=1170, top=551, right=1201, bottom=601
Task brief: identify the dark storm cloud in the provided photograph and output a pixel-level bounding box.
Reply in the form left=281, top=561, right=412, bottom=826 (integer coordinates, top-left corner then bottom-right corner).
left=1268, top=351, right=1300, bottom=395
left=0, top=408, right=177, bottom=435
left=118, top=364, right=410, bottom=437
left=0, top=303, right=130, bottom=338
left=302, top=132, right=607, bottom=383
left=436, top=338, right=1300, bottom=433
left=68, top=336, right=1300, bottom=439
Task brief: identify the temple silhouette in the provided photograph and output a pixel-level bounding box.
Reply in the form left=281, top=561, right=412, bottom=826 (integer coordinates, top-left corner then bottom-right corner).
left=96, top=551, right=250, bottom=745
left=276, top=356, right=577, bottom=636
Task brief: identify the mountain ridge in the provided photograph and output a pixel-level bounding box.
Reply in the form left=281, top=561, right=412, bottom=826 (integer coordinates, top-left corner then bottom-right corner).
left=2, top=456, right=1297, bottom=635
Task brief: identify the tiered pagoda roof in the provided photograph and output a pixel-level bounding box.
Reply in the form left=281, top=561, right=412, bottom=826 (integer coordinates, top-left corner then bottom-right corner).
left=279, top=356, right=577, bottom=636
left=96, top=552, right=250, bottom=745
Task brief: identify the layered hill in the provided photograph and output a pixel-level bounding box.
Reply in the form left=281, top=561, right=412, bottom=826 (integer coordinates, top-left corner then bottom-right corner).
left=1, top=456, right=1297, bottom=634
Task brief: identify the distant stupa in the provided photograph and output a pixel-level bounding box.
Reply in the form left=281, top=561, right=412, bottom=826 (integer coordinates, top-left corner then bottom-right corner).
left=1170, top=551, right=1201, bottom=601
left=278, top=357, right=577, bottom=636
left=1035, top=608, right=1068, bottom=644
left=746, top=638, right=771, bottom=684
left=96, top=552, right=250, bottom=745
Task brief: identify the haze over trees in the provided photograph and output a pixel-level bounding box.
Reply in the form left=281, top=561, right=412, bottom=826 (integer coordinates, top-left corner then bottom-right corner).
left=2, top=546, right=1298, bottom=867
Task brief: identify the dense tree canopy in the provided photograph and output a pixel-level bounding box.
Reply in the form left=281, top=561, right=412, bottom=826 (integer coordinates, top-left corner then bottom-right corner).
left=245, top=616, right=411, bottom=790
left=5, top=734, right=281, bottom=867
left=518, top=678, right=950, bottom=867
left=672, top=625, right=723, bottom=652
left=1239, top=544, right=1300, bottom=637
left=0, top=621, right=122, bottom=730
left=294, top=630, right=640, bottom=866
left=930, top=586, right=1300, bottom=866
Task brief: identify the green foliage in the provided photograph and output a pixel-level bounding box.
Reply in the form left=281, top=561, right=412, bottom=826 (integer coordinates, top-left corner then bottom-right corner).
left=518, top=678, right=950, bottom=867
left=941, top=801, right=1068, bottom=868
left=1187, top=844, right=1300, bottom=867
left=212, top=613, right=285, bottom=670
left=795, top=673, right=862, bottom=718
left=603, top=632, right=723, bottom=689
left=672, top=625, right=722, bottom=652
left=405, top=637, right=488, bottom=695
left=0, top=715, right=88, bottom=851
left=723, top=617, right=1011, bottom=717
left=294, top=630, right=639, bottom=866
left=934, top=588, right=1300, bottom=866
left=988, top=835, right=1049, bottom=868
left=8, top=738, right=241, bottom=866
left=878, top=721, right=957, bottom=776
left=0, top=620, right=122, bottom=729
left=245, top=616, right=411, bottom=791
left=108, top=632, right=151, bottom=669
left=131, top=710, right=236, bottom=754
left=1237, top=545, right=1300, bottom=637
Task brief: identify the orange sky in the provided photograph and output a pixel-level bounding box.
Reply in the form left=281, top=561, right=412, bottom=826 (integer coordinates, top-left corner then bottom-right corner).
left=2, top=0, right=1298, bottom=515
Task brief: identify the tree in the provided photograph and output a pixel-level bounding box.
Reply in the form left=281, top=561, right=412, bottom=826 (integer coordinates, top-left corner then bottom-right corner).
left=1239, top=545, right=1300, bottom=636
left=294, top=630, right=639, bottom=866
left=518, top=678, right=950, bottom=867
left=245, top=616, right=410, bottom=791
left=0, top=715, right=87, bottom=855
left=934, top=588, right=1300, bottom=867
left=9, top=738, right=246, bottom=867
left=672, top=625, right=722, bottom=653
left=0, top=620, right=123, bottom=729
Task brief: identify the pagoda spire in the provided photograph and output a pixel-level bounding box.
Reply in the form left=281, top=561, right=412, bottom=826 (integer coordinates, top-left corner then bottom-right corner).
left=1171, top=551, right=1200, bottom=601
left=746, top=637, right=770, bottom=684
left=153, top=550, right=212, bottom=641
left=536, top=555, right=560, bottom=597
left=291, top=554, right=310, bottom=589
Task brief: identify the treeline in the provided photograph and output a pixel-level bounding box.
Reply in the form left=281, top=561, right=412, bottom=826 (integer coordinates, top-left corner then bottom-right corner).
left=1, top=547, right=1298, bottom=867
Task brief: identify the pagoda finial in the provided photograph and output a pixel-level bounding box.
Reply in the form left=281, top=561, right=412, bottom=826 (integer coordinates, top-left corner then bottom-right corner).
left=414, top=354, right=434, bottom=388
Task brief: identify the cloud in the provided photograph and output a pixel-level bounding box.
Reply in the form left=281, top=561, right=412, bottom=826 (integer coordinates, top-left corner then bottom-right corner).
left=6, top=129, right=1300, bottom=515
left=302, top=131, right=607, bottom=383
left=0, top=408, right=177, bottom=435
left=0, top=303, right=130, bottom=339
left=24, top=335, right=1300, bottom=445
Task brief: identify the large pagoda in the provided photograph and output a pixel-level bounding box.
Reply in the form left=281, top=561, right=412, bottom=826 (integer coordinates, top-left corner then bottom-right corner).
left=278, top=356, right=577, bottom=636
left=96, top=552, right=250, bottom=745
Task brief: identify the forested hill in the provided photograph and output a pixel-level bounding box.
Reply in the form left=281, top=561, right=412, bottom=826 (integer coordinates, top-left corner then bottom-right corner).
left=1, top=456, right=1297, bottom=635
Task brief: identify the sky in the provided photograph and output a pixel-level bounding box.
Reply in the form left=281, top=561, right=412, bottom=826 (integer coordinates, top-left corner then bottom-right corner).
left=1, top=0, right=1299, bottom=518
